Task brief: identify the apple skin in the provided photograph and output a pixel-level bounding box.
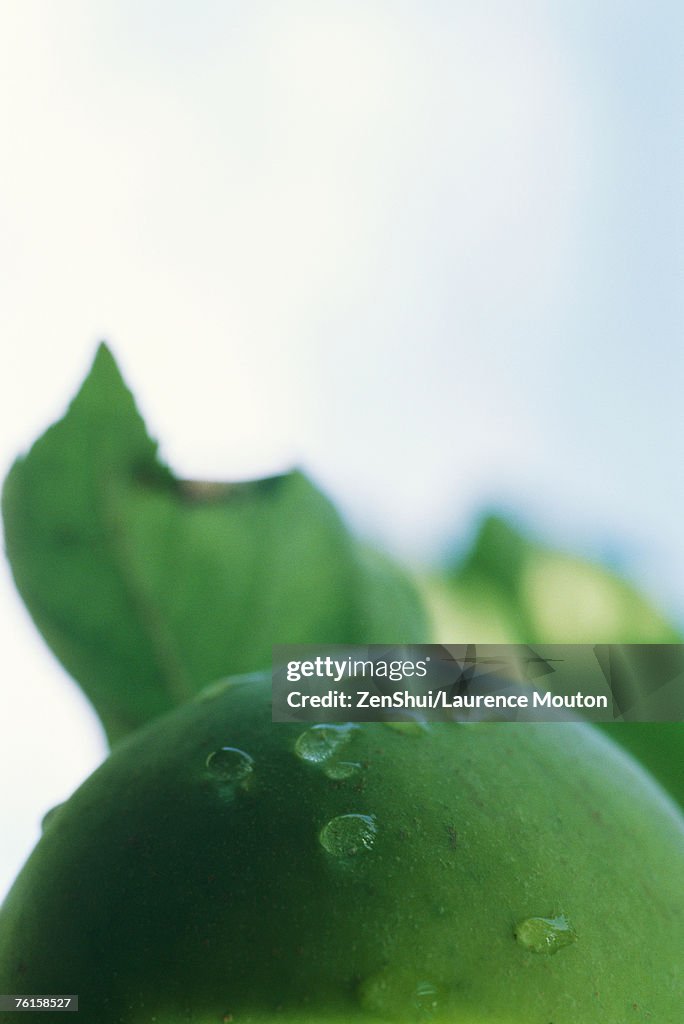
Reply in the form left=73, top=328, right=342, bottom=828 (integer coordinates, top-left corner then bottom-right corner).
left=600, top=722, right=684, bottom=807
left=0, top=675, right=682, bottom=1023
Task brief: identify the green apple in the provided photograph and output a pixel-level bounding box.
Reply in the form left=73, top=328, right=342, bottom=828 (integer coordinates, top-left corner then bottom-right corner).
left=602, top=722, right=684, bottom=807
left=0, top=673, right=682, bottom=1023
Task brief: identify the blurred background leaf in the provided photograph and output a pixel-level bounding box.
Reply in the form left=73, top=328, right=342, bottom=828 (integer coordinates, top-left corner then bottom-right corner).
left=432, top=514, right=681, bottom=644
left=420, top=514, right=684, bottom=805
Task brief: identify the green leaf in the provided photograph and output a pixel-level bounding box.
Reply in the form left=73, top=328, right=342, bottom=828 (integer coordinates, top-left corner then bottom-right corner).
left=2, top=346, right=428, bottom=745
left=444, top=513, right=682, bottom=644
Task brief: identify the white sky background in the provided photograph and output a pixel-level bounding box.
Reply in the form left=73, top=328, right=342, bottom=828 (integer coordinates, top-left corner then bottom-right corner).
left=0, top=1, right=682, bottom=897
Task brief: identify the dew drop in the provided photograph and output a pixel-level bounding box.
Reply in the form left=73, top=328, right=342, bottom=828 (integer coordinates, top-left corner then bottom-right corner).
left=319, top=813, right=377, bottom=857
left=294, top=724, right=357, bottom=764
left=414, top=980, right=439, bottom=1014
left=206, top=747, right=254, bottom=784
left=324, top=760, right=362, bottom=780
left=41, top=803, right=64, bottom=832
left=384, top=719, right=430, bottom=736
left=358, top=972, right=393, bottom=1017
left=359, top=971, right=440, bottom=1019
left=515, top=914, right=577, bottom=955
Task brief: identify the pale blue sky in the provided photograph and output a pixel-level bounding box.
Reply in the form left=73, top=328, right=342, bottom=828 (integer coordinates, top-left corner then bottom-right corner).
left=0, top=1, right=682, bottom=896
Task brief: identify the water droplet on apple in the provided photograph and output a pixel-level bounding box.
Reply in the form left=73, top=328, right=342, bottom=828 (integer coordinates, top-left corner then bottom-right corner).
left=384, top=719, right=430, bottom=736
left=359, top=971, right=440, bottom=1018
left=41, top=803, right=64, bottom=832
left=358, top=971, right=392, bottom=1016
left=414, top=980, right=439, bottom=1014
left=324, top=760, right=362, bottom=780
left=205, top=747, right=254, bottom=784
left=319, top=813, right=377, bottom=857
left=295, top=724, right=357, bottom=764
left=515, top=913, right=577, bottom=954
